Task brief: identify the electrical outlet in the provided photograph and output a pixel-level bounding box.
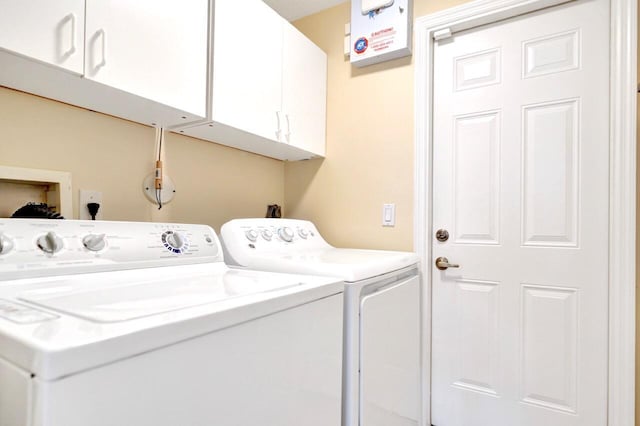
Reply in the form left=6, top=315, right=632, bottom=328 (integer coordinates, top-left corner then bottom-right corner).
left=79, top=190, right=103, bottom=220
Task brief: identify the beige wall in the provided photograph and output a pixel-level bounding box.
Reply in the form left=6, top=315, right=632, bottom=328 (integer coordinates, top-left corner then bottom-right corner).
left=287, top=0, right=467, bottom=251
left=0, top=87, right=284, bottom=229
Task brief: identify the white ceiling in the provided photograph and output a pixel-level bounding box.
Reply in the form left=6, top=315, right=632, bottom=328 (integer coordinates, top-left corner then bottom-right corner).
left=263, top=0, right=347, bottom=21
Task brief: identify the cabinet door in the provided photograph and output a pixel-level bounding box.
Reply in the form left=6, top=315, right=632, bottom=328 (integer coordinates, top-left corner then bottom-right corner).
left=0, top=0, right=84, bottom=74
left=211, top=0, right=283, bottom=142
left=84, top=0, right=208, bottom=120
left=281, top=25, right=327, bottom=157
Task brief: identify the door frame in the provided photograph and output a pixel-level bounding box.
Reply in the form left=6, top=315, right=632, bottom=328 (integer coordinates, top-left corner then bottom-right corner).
left=413, top=0, right=637, bottom=424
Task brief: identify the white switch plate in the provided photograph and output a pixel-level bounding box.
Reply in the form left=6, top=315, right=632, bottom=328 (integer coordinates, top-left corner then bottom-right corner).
left=382, top=203, right=395, bottom=227
left=79, top=190, right=103, bottom=220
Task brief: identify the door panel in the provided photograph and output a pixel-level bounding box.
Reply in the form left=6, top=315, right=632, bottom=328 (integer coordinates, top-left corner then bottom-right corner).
left=453, top=279, right=500, bottom=396
left=431, top=0, right=609, bottom=425
left=522, top=30, right=580, bottom=79
left=520, top=285, right=578, bottom=413
left=522, top=99, right=579, bottom=246
left=452, top=111, right=501, bottom=244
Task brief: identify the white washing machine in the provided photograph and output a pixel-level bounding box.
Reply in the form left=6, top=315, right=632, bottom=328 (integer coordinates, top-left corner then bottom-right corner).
left=220, top=218, right=421, bottom=426
left=0, top=219, right=344, bottom=426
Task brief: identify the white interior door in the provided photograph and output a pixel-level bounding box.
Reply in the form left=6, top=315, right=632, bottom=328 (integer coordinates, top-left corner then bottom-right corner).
left=431, top=0, right=610, bottom=425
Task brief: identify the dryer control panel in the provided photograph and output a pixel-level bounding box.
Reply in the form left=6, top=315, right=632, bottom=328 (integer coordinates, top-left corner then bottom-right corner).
left=221, top=218, right=331, bottom=248
left=219, top=218, right=334, bottom=267
left=0, top=219, right=223, bottom=281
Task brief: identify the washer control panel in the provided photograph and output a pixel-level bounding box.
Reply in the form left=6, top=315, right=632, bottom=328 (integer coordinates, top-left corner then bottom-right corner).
left=0, top=219, right=223, bottom=281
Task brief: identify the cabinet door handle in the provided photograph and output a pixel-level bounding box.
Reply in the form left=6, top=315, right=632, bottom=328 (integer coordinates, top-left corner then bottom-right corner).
left=95, top=29, right=107, bottom=70
left=66, top=13, right=77, bottom=56
left=285, top=114, right=291, bottom=142
left=275, top=111, right=282, bottom=140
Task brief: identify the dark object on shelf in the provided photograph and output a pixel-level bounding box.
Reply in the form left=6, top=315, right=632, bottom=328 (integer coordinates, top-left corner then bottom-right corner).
left=266, top=204, right=282, bottom=218
left=11, top=203, right=64, bottom=219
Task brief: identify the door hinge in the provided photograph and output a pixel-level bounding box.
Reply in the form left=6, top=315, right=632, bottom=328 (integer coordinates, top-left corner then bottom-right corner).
left=433, top=28, right=452, bottom=41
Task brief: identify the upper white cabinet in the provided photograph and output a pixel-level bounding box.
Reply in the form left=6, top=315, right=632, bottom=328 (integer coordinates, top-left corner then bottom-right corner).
left=0, top=0, right=85, bottom=74
left=178, top=0, right=328, bottom=161
left=0, top=0, right=208, bottom=127
left=281, top=24, right=327, bottom=157
left=0, top=0, right=326, bottom=159
left=209, top=0, right=283, bottom=143
left=84, top=0, right=208, bottom=119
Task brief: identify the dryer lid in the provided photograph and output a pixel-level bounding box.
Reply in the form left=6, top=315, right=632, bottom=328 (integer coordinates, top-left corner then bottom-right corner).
left=239, top=248, right=419, bottom=282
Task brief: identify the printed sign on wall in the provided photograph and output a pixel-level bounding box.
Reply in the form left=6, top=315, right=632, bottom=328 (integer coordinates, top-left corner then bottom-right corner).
left=350, top=0, right=412, bottom=67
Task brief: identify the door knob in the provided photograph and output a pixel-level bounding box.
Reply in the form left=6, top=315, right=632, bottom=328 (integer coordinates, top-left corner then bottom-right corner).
left=435, top=229, right=449, bottom=242
left=435, top=256, right=459, bottom=270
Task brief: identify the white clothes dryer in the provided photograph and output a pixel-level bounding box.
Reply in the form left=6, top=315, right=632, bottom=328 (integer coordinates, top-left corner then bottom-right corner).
left=220, top=218, right=421, bottom=426
left=0, top=219, right=343, bottom=426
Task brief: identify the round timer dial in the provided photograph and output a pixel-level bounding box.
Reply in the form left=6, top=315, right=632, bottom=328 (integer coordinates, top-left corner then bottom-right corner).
left=162, top=230, right=189, bottom=254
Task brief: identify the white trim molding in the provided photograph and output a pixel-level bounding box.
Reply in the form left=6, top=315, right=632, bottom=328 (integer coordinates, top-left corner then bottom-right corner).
left=413, top=0, right=636, bottom=424
left=607, top=0, right=637, bottom=423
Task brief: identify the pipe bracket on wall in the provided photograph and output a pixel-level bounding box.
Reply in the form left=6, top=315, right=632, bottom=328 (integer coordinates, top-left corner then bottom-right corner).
left=143, top=174, right=176, bottom=205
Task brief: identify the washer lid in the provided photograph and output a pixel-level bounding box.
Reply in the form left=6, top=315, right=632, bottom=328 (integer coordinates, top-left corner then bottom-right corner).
left=18, top=270, right=303, bottom=323
left=0, top=263, right=343, bottom=380
left=239, top=248, right=419, bottom=282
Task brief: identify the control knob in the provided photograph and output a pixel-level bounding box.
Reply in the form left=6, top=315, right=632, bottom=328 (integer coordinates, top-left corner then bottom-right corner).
left=83, top=234, right=106, bottom=251
left=278, top=227, right=295, bottom=242
left=245, top=229, right=258, bottom=242
left=298, top=229, right=309, bottom=239
left=37, top=232, right=63, bottom=254
left=261, top=229, right=273, bottom=241
left=0, top=233, right=14, bottom=255
left=166, top=231, right=186, bottom=249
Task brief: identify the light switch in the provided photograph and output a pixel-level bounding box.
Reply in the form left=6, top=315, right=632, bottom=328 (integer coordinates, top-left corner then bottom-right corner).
left=382, top=203, right=395, bottom=227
